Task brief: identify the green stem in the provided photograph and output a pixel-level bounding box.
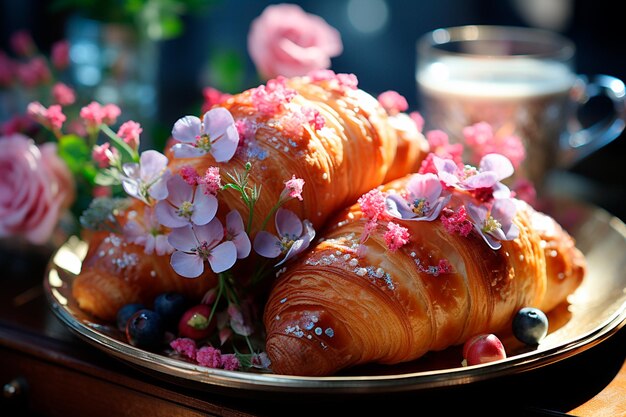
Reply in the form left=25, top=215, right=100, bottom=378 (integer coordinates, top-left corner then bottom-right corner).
left=207, top=275, right=225, bottom=324
left=101, top=124, right=138, bottom=162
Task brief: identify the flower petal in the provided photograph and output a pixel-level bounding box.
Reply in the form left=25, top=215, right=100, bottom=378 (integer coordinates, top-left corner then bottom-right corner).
left=232, top=230, right=251, bottom=259
left=148, top=169, right=171, bottom=201
left=385, top=194, right=415, bottom=220
left=253, top=231, right=281, bottom=258
left=226, top=209, right=245, bottom=234
left=172, top=115, right=201, bottom=143
left=155, top=199, right=189, bottom=228
left=208, top=241, right=237, bottom=273
left=209, top=123, right=239, bottom=162
left=172, top=143, right=207, bottom=158
left=203, top=107, right=235, bottom=138
left=194, top=217, right=224, bottom=247
left=479, top=153, right=514, bottom=181
left=275, top=207, right=303, bottom=238
left=168, top=225, right=197, bottom=251
left=171, top=250, right=205, bottom=278
left=433, top=156, right=460, bottom=187
left=191, top=190, right=218, bottom=226
left=167, top=175, right=194, bottom=206
left=463, top=171, right=498, bottom=189
left=139, top=150, right=169, bottom=182
left=406, top=173, right=442, bottom=203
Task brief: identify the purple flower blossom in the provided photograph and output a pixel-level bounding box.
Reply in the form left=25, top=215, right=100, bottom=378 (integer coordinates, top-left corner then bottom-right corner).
left=168, top=218, right=237, bottom=278
left=253, top=208, right=315, bottom=266
left=123, top=206, right=174, bottom=255
left=171, top=107, right=239, bottom=162
left=225, top=210, right=251, bottom=259
left=466, top=198, right=520, bottom=250
left=433, top=153, right=514, bottom=191
left=385, top=173, right=449, bottom=221
left=121, top=150, right=171, bottom=204
left=155, top=175, right=218, bottom=228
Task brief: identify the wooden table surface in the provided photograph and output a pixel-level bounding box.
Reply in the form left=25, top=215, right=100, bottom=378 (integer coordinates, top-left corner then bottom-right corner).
left=1, top=244, right=625, bottom=417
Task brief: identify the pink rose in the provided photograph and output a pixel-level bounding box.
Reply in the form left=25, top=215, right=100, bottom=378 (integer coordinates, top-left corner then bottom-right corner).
left=0, top=134, right=75, bottom=244
left=247, top=4, right=343, bottom=79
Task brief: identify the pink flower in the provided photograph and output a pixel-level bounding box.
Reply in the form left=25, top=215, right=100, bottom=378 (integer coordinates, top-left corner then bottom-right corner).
left=249, top=77, right=297, bottom=117
left=80, top=102, right=121, bottom=130
left=377, top=91, right=409, bottom=115
left=155, top=175, right=218, bottom=228
left=52, top=82, right=76, bottom=106
left=117, top=120, right=142, bottom=150
left=225, top=210, right=251, bottom=259
left=201, top=86, right=232, bottom=113
left=179, top=165, right=200, bottom=186
left=307, top=69, right=358, bottom=91
left=26, top=102, right=65, bottom=131
left=121, top=150, right=171, bottom=204
left=51, top=40, right=70, bottom=70
left=441, top=206, right=473, bottom=237
left=247, top=4, right=342, bottom=79
left=17, top=58, right=51, bottom=88
left=409, top=111, right=424, bottom=133
left=358, top=188, right=388, bottom=221
left=221, top=354, right=240, bottom=371
left=80, top=102, right=105, bottom=128
left=102, top=104, right=121, bottom=125
left=0, top=134, right=74, bottom=244
left=123, top=206, right=174, bottom=256
left=168, top=219, right=237, bottom=277
left=253, top=208, right=315, bottom=266
left=10, top=30, right=35, bottom=56
left=200, top=166, right=221, bottom=196
left=45, top=105, right=66, bottom=131
left=0, top=52, right=15, bottom=86
left=384, top=222, right=410, bottom=252
left=171, top=108, right=239, bottom=162
left=466, top=198, right=520, bottom=250
left=433, top=154, right=514, bottom=192
left=196, top=346, right=222, bottom=368
left=385, top=173, right=449, bottom=221
left=1, top=114, right=34, bottom=136
left=170, top=338, right=197, bottom=360
left=463, top=122, right=526, bottom=169
left=91, top=143, right=119, bottom=168
left=282, top=175, right=305, bottom=201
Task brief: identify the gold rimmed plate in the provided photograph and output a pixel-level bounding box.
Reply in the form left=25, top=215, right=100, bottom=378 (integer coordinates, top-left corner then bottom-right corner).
left=43, top=195, right=626, bottom=394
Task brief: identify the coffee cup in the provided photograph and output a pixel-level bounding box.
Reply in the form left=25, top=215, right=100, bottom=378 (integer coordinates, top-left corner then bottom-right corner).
left=416, top=25, right=626, bottom=191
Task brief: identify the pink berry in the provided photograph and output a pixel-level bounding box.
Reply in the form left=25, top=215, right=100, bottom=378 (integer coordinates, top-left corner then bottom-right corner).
left=462, top=333, right=507, bottom=366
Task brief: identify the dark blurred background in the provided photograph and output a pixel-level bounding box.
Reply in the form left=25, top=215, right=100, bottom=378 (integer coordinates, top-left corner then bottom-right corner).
left=1, top=0, right=625, bottom=221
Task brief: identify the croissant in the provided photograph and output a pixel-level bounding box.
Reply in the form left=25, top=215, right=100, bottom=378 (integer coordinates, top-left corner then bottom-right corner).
left=72, top=72, right=428, bottom=321
left=263, top=174, right=586, bottom=376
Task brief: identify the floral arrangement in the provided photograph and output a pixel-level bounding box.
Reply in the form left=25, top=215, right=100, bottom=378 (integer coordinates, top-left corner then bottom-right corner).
left=0, top=4, right=536, bottom=371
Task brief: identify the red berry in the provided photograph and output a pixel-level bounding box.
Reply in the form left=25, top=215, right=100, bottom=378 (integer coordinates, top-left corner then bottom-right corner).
left=462, top=333, right=507, bottom=366
left=178, top=304, right=216, bottom=340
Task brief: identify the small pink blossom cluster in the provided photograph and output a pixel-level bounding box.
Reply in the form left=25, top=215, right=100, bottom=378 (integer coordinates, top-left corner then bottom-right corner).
left=250, top=76, right=297, bottom=117
left=463, top=122, right=526, bottom=170
left=201, top=86, right=233, bottom=114
left=1, top=31, right=82, bottom=140
left=377, top=90, right=409, bottom=115
left=170, top=338, right=241, bottom=370
left=307, top=69, right=358, bottom=92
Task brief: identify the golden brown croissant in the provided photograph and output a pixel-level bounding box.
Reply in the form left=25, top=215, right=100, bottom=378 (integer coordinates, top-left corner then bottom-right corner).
left=263, top=175, right=586, bottom=376
left=73, top=73, right=428, bottom=321
left=72, top=202, right=217, bottom=321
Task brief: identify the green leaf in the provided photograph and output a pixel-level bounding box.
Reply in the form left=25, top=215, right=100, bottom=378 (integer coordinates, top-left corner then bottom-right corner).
left=58, top=135, right=91, bottom=176
left=208, top=48, right=245, bottom=93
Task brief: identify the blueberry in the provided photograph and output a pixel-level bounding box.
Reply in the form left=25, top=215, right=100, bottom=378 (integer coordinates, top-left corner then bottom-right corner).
left=154, top=292, right=188, bottom=329
left=125, top=309, right=164, bottom=350
left=513, top=307, right=549, bottom=345
left=116, top=303, right=146, bottom=331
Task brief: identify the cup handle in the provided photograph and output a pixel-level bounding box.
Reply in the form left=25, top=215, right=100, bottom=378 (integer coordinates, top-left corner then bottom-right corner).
left=559, top=74, right=626, bottom=167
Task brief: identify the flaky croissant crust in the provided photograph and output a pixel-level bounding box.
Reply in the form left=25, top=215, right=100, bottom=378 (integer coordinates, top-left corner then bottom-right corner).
left=73, top=74, right=428, bottom=321
left=264, top=176, right=586, bottom=376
